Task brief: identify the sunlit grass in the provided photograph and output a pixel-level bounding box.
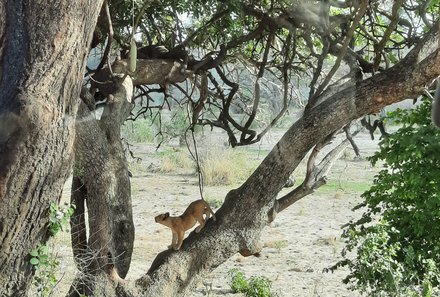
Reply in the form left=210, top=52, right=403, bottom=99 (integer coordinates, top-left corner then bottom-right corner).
left=158, top=149, right=194, bottom=173
left=200, top=148, right=261, bottom=186
left=317, top=180, right=372, bottom=194
left=122, top=118, right=156, bottom=143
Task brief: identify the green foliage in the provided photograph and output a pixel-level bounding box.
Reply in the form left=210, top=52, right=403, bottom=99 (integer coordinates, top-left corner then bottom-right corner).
left=229, top=268, right=249, bottom=293
left=123, top=111, right=199, bottom=145
left=30, top=202, right=76, bottom=296
left=337, top=99, right=440, bottom=296
left=122, top=118, right=156, bottom=143
left=48, top=203, right=75, bottom=236
left=30, top=245, right=60, bottom=297
left=228, top=268, right=277, bottom=297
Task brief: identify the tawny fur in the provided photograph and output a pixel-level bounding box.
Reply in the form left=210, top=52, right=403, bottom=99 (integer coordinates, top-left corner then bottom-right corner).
left=154, top=199, right=216, bottom=250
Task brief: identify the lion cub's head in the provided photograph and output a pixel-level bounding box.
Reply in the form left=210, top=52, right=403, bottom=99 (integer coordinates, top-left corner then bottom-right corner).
left=154, top=212, right=170, bottom=222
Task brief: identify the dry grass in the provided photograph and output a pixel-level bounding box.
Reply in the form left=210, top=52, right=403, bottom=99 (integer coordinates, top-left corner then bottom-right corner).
left=159, top=150, right=193, bottom=173
left=200, top=148, right=259, bottom=186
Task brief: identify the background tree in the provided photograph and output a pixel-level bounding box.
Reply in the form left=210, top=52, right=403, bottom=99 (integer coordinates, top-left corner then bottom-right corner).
left=0, top=1, right=439, bottom=296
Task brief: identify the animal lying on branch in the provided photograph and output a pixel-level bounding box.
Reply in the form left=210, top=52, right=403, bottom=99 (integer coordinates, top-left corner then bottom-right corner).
left=121, top=44, right=188, bottom=62
left=154, top=199, right=216, bottom=250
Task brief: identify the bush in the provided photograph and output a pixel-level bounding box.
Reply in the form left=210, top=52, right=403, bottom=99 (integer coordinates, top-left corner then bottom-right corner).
left=228, top=268, right=277, bottom=297
left=335, top=99, right=440, bottom=296
left=29, top=203, right=75, bottom=296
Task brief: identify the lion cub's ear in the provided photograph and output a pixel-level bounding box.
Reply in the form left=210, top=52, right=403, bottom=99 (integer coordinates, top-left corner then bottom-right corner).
left=164, top=212, right=170, bottom=219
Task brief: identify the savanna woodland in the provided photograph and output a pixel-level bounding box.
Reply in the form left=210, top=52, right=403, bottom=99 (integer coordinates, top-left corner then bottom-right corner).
left=0, top=0, right=439, bottom=296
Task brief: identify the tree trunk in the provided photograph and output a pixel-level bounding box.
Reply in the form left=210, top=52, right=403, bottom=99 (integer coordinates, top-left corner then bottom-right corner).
left=68, top=77, right=134, bottom=296
left=0, top=1, right=103, bottom=296
left=0, top=2, right=438, bottom=296
left=67, top=56, right=195, bottom=296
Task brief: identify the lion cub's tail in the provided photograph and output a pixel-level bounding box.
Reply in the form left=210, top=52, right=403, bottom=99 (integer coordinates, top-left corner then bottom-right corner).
left=204, top=201, right=216, bottom=221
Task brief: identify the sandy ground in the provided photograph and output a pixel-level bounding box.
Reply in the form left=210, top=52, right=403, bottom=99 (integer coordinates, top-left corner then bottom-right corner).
left=49, top=129, right=381, bottom=297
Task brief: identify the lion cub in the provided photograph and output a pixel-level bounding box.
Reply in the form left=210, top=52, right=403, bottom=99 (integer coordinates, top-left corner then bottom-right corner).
left=154, top=199, right=216, bottom=250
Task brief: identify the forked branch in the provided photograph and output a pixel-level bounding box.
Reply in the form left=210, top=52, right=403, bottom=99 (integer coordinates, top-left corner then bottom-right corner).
left=275, top=127, right=362, bottom=216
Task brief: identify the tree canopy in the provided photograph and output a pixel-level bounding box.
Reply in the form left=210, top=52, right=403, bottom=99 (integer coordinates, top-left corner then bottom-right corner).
left=93, top=0, right=439, bottom=147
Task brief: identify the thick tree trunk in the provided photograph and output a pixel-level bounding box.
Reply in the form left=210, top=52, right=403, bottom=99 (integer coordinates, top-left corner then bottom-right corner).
left=66, top=55, right=194, bottom=295
left=68, top=77, right=134, bottom=296
left=0, top=2, right=438, bottom=296
left=0, top=1, right=103, bottom=296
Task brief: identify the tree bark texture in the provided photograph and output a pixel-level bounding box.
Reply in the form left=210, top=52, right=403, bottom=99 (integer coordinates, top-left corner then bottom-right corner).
left=0, top=1, right=103, bottom=296
left=68, top=77, right=134, bottom=296
left=124, top=26, right=439, bottom=297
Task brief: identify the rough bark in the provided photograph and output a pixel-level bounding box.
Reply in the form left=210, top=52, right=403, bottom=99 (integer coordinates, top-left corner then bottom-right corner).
left=68, top=77, right=134, bottom=296
left=0, top=1, right=104, bottom=296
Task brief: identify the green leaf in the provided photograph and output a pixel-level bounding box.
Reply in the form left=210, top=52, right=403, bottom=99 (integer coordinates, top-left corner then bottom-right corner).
left=30, top=258, right=40, bottom=265
left=39, top=245, right=48, bottom=254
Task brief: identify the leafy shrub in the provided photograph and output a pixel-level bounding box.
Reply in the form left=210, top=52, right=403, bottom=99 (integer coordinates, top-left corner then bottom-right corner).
left=48, top=203, right=75, bottom=236
left=30, top=245, right=60, bottom=297
left=229, top=268, right=249, bottom=293
left=335, top=99, right=440, bottom=296
left=29, top=202, right=75, bottom=296
left=228, top=268, right=277, bottom=297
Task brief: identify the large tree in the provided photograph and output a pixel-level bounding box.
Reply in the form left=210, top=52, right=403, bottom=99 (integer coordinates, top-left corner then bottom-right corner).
left=0, top=1, right=104, bottom=295
left=0, top=1, right=439, bottom=296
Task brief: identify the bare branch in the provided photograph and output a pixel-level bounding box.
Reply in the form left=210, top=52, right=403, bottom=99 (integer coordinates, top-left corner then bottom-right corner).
left=307, top=0, right=369, bottom=110
left=95, top=0, right=114, bottom=73
left=373, top=0, right=405, bottom=71
left=343, top=123, right=360, bottom=157
left=276, top=127, right=361, bottom=214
